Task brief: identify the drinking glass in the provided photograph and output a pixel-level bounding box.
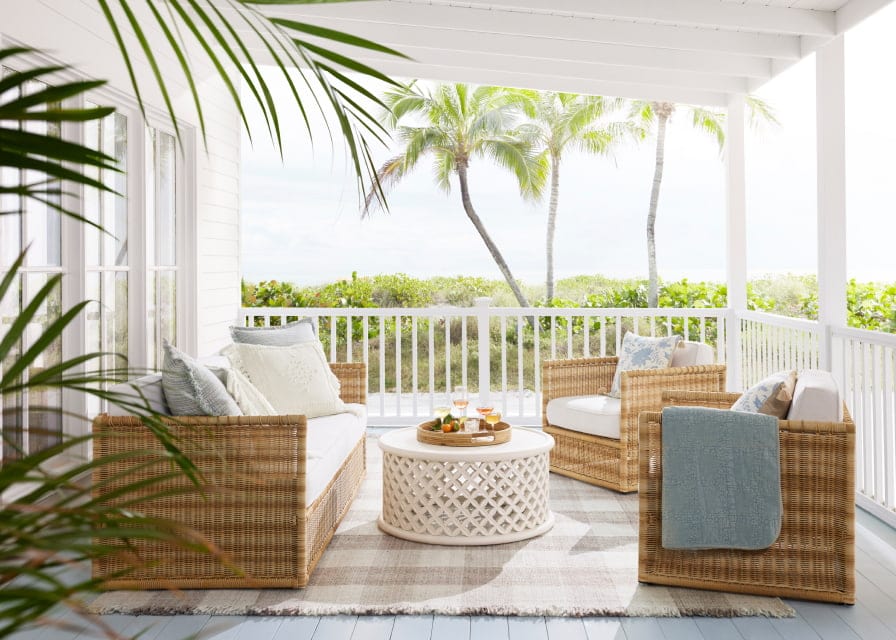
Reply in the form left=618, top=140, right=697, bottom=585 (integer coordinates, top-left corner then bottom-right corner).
left=485, top=410, right=501, bottom=435
left=433, top=394, right=451, bottom=421
left=452, top=385, right=469, bottom=418
left=474, top=396, right=494, bottom=421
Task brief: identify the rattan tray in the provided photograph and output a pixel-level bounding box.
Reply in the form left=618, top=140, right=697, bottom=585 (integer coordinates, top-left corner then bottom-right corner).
left=416, top=420, right=511, bottom=446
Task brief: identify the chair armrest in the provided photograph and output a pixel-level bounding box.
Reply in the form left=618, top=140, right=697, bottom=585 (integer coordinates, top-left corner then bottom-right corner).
left=330, top=363, right=367, bottom=404
left=660, top=389, right=741, bottom=410
left=542, top=357, right=618, bottom=427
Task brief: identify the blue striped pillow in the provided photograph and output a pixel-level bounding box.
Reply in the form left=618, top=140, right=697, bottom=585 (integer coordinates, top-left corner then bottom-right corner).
left=161, top=342, right=242, bottom=416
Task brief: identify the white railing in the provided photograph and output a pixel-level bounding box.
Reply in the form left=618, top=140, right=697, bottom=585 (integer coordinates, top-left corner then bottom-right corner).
left=737, top=310, right=822, bottom=387
left=238, top=300, right=728, bottom=425
left=834, top=326, right=896, bottom=525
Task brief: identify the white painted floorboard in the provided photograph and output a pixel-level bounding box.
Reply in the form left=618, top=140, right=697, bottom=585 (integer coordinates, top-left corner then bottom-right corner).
left=9, top=511, right=896, bottom=640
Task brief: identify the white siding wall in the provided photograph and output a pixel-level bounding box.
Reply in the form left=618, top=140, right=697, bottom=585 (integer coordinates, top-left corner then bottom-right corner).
left=1, top=0, right=242, bottom=357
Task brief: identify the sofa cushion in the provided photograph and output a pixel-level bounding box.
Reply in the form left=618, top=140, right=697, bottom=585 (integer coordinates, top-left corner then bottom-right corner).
left=731, top=370, right=796, bottom=418
left=670, top=341, right=714, bottom=368
left=223, top=341, right=346, bottom=419
left=162, top=342, right=242, bottom=416
left=306, top=404, right=366, bottom=504
left=786, top=369, right=843, bottom=422
left=107, top=375, right=170, bottom=416
left=609, top=333, right=681, bottom=398
left=546, top=394, right=621, bottom=440
left=230, top=318, right=316, bottom=346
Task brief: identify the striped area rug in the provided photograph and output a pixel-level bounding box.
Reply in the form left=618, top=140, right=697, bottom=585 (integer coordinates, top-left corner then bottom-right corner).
left=90, top=436, right=793, bottom=618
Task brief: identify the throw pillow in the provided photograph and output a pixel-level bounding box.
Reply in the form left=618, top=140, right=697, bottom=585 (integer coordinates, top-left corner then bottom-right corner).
left=230, top=318, right=316, bottom=346
left=224, top=367, right=277, bottom=416
left=161, top=342, right=242, bottom=416
left=222, top=341, right=346, bottom=419
left=608, top=333, right=682, bottom=398
left=731, top=370, right=797, bottom=418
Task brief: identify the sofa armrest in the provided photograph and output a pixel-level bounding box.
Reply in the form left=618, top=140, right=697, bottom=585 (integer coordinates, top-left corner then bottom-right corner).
left=330, top=363, right=367, bottom=405
left=542, top=357, right=618, bottom=427
left=660, top=389, right=741, bottom=409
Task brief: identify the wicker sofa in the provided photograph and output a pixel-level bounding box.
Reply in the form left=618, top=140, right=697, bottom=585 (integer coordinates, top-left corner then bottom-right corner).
left=542, top=348, right=726, bottom=492
left=92, top=362, right=367, bottom=590
left=638, top=389, right=855, bottom=604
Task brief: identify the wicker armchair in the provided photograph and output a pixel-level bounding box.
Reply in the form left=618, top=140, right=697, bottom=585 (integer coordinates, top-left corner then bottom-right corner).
left=92, top=362, right=367, bottom=590
left=638, top=390, right=855, bottom=604
left=542, top=356, right=725, bottom=492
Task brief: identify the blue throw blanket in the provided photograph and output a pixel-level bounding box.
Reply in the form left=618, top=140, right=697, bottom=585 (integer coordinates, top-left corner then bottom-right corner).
left=661, top=407, right=782, bottom=550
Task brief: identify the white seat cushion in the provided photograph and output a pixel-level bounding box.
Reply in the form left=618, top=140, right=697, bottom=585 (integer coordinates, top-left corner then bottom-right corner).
left=786, top=370, right=843, bottom=422
left=305, top=403, right=366, bottom=504
left=670, top=341, right=715, bottom=367
left=546, top=394, right=621, bottom=439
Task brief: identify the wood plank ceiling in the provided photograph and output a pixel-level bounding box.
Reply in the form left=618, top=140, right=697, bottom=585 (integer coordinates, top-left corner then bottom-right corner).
left=253, top=0, right=893, bottom=105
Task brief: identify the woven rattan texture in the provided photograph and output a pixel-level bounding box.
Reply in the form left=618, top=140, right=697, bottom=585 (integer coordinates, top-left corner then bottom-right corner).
left=93, top=363, right=366, bottom=590
left=638, top=390, right=856, bottom=604
left=542, top=357, right=726, bottom=492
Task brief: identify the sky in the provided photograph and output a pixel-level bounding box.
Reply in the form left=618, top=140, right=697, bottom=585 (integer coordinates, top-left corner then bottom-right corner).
left=240, top=4, right=896, bottom=287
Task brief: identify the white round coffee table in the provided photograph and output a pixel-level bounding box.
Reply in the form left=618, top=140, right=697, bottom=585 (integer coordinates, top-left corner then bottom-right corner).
left=377, top=427, right=555, bottom=545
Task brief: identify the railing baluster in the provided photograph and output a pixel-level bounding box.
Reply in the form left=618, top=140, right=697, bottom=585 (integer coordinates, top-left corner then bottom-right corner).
left=330, top=315, right=337, bottom=362
left=534, top=312, right=541, bottom=421
left=550, top=315, right=556, bottom=360
left=567, top=314, right=573, bottom=358
left=461, top=314, right=468, bottom=389
left=346, top=315, right=353, bottom=362
left=379, top=316, right=386, bottom=418
left=600, top=316, right=606, bottom=357
left=411, top=316, right=418, bottom=417
left=615, top=315, right=622, bottom=354
left=518, top=315, right=524, bottom=418
left=699, top=316, right=706, bottom=344
left=501, top=315, right=508, bottom=415
left=362, top=315, right=369, bottom=397
left=428, top=316, right=435, bottom=412
left=885, top=346, right=895, bottom=509
left=584, top=314, right=591, bottom=357
left=445, top=314, right=451, bottom=395
left=863, top=341, right=873, bottom=494
left=650, top=315, right=656, bottom=337
left=395, top=314, right=402, bottom=417
left=872, top=343, right=883, bottom=502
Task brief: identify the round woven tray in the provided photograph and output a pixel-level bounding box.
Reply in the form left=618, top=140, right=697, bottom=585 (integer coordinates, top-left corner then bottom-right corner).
left=416, top=420, right=511, bottom=446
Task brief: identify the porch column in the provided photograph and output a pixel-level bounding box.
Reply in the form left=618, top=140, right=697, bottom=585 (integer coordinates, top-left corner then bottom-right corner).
left=816, top=35, right=848, bottom=371
left=725, top=94, right=747, bottom=391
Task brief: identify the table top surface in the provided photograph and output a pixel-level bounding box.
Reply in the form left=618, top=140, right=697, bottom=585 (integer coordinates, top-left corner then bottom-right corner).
left=378, top=426, right=554, bottom=462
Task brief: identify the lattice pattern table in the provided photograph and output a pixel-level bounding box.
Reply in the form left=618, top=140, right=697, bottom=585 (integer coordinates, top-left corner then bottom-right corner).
left=377, top=427, right=555, bottom=545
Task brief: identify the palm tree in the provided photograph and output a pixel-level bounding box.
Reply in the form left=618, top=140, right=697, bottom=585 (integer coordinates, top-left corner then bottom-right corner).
left=635, top=98, right=776, bottom=307
left=516, top=92, right=641, bottom=301
left=364, top=83, right=546, bottom=307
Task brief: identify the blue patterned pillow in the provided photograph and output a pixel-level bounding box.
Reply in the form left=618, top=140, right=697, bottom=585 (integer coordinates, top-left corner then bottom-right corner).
left=230, top=318, right=315, bottom=346
left=162, top=342, right=242, bottom=416
left=731, top=370, right=797, bottom=418
left=608, top=333, right=681, bottom=398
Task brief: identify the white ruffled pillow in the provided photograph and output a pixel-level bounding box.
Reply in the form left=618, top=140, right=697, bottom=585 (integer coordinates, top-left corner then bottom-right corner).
left=222, top=342, right=346, bottom=418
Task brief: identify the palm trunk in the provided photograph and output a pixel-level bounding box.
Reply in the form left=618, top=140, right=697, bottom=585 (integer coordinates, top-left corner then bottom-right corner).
left=545, top=155, right=560, bottom=302
left=647, top=107, right=670, bottom=308
left=457, top=162, right=530, bottom=307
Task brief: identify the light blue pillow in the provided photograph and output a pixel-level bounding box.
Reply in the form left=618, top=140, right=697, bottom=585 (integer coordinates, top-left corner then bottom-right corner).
left=608, top=333, right=681, bottom=398
left=161, top=342, right=242, bottom=416
left=731, top=370, right=796, bottom=418
left=230, top=318, right=316, bottom=346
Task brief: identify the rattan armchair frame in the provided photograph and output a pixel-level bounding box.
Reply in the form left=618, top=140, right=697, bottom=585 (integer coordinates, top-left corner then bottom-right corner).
left=92, top=362, right=367, bottom=590
left=542, top=357, right=726, bottom=492
left=638, top=390, right=855, bottom=604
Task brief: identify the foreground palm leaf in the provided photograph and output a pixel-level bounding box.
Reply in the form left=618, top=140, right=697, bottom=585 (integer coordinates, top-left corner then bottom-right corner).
left=97, top=0, right=409, bottom=205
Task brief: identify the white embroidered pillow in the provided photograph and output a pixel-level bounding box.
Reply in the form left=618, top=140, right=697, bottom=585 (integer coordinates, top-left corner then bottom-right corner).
left=222, top=342, right=345, bottom=419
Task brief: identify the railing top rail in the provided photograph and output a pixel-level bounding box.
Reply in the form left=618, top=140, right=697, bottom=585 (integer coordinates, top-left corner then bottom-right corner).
left=737, top=309, right=822, bottom=332
left=239, top=306, right=729, bottom=318
left=832, top=324, right=896, bottom=347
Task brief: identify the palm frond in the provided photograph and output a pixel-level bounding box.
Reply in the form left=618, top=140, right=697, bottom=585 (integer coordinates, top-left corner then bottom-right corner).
left=746, top=94, right=780, bottom=129
left=689, top=106, right=726, bottom=151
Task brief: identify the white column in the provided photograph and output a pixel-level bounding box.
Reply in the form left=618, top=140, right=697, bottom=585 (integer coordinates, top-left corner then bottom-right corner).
left=816, top=36, right=848, bottom=372
left=725, top=94, right=747, bottom=391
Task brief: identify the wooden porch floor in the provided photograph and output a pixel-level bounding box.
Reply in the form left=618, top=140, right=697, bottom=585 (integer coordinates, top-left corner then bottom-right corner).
left=9, top=509, right=895, bottom=640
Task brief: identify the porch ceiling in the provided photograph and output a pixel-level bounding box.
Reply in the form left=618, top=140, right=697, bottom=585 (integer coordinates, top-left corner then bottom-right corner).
left=250, top=0, right=893, bottom=106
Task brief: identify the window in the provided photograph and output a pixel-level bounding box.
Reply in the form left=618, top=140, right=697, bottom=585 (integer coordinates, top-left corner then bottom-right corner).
left=84, top=108, right=128, bottom=416
left=0, top=68, right=63, bottom=463
left=146, top=128, right=178, bottom=370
